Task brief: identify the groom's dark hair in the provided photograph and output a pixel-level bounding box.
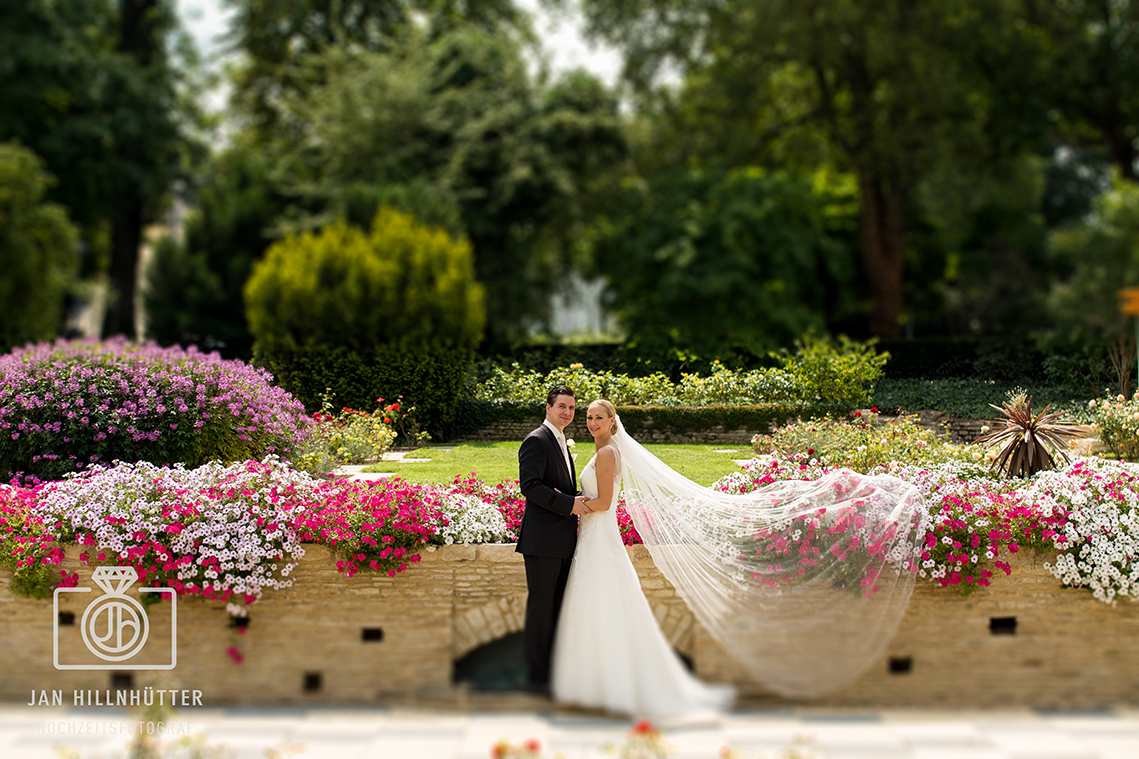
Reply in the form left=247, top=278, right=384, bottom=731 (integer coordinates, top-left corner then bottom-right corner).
left=546, top=385, right=575, bottom=406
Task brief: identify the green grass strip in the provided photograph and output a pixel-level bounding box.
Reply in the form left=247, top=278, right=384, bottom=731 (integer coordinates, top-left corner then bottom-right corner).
left=362, top=441, right=750, bottom=487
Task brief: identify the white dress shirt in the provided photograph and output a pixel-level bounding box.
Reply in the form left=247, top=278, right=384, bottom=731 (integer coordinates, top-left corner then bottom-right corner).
left=542, top=419, right=573, bottom=478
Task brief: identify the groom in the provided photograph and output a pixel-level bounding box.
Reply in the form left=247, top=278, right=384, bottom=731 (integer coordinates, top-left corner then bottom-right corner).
left=516, top=384, right=592, bottom=696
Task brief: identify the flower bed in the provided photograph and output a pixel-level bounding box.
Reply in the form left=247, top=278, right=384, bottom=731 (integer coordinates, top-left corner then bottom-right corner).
left=1089, top=392, right=1139, bottom=461
left=5, top=436, right=1139, bottom=612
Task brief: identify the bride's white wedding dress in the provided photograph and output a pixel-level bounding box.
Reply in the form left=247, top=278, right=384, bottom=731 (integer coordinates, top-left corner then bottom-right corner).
left=551, top=447, right=734, bottom=718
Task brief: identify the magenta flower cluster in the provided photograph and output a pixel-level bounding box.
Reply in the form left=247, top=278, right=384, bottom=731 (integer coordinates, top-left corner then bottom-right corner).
left=0, top=338, right=311, bottom=482
left=294, top=478, right=439, bottom=578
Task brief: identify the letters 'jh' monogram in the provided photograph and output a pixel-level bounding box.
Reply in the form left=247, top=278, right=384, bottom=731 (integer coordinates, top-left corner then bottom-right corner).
left=81, top=566, right=149, bottom=661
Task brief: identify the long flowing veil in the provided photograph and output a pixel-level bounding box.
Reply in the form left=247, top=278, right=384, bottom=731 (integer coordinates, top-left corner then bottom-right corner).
left=612, top=415, right=927, bottom=698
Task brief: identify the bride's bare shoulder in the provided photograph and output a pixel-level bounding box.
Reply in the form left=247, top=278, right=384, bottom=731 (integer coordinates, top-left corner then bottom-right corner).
left=596, top=445, right=619, bottom=467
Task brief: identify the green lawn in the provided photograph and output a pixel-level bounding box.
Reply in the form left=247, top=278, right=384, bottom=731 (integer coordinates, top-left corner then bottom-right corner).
left=362, top=441, right=751, bottom=486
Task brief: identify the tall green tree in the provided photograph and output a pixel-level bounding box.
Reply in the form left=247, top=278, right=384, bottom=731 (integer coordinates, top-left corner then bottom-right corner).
left=1027, top=0, right=1139, bottom=181
left=561, top=0, right=1047, bottom=339
left=103, top=0, right=184, bottom=337
left=223, top=0, right=530, bottom=133
left=0, top=0, right=188, bottom=338
left=1042, top=176, right=1139, bottom=389
left=594, top=166, right=858, bottom=363
left=0, top=143, right=79, bottom=352
left=144, top=147, right=289, bottom=358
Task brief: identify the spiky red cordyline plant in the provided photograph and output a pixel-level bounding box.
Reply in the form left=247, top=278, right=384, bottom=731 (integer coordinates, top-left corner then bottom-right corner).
left=973, top=390, right=1084, bottom=478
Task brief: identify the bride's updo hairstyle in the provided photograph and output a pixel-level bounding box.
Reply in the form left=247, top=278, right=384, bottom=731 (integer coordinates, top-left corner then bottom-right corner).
left=591, top=399, right=619, bottom=435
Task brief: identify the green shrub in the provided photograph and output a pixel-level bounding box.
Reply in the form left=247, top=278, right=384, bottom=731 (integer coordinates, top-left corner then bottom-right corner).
left=245, top=208, right=485, bottom=429
left=434, top=400, right=808, bottom=442
left=475, top=363, right=679, bottom=406
left=1089, top=392, right=1139, bottom=461
left=773, top=332, right=887, bottom=409
left=473, top=335, right=879, bottom=410
left=754, top=413, right=977, bottom=473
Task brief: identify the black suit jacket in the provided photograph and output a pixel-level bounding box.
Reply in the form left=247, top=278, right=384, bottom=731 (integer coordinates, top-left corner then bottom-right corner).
left=515, top=424, right=579, bottom=558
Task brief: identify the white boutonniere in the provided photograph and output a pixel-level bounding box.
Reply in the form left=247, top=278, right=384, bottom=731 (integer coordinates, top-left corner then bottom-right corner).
left=565, top=438, right=577, bottom=461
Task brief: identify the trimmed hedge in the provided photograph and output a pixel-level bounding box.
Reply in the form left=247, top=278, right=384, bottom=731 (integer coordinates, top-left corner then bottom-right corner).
left=614, top=404, right=817, bottom=437
left=875, top=338, right=979, bottom=379
left=870, top=378, right=1091, bottom=422
left=434, top=398, right=539, bottom=440
left=255, top=343, right=472, bottom=433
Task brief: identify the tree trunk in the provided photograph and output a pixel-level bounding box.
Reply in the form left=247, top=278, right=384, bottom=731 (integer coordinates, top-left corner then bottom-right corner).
left=857, top=170, right=906, bottom=339
left=102, top=0, right=159, bottom=338
left=1106, top=131, right=1137, bottom=181
left=104, top=199, right=143, bottom=338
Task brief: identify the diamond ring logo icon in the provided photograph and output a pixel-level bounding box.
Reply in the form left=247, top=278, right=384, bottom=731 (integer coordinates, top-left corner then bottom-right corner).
left=54, top=566, right=177, bottom=670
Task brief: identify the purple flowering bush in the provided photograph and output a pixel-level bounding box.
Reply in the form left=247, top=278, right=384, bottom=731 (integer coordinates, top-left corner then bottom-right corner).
left=0, top=338, right=311, bottom=482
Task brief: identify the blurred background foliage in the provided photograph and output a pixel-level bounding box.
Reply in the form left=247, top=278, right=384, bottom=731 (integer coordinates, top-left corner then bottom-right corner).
left=5, top=0, right=1139, bottom=409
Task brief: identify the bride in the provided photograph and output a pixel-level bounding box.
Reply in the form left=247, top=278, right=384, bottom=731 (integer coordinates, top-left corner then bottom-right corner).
left=551, top=399, right=733, bottom=717
left=552, top=399, right=926, bottom=712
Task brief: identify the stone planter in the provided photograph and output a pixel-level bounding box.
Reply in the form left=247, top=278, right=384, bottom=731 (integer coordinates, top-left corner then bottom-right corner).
left=3, top=545, right=1137, bottom=708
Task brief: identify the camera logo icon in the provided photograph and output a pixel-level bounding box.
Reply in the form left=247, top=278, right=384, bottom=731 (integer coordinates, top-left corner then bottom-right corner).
left=53, top=566, right=177, bottom=670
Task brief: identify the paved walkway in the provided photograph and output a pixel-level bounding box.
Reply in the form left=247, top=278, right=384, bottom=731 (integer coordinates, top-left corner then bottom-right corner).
left=4, top=704, right=1139, bottom=759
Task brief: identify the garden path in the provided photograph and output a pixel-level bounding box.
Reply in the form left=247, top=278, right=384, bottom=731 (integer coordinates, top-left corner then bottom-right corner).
left=2, top=704, right=1138, bottom=758
left=335, top=450, right=436, bottom=481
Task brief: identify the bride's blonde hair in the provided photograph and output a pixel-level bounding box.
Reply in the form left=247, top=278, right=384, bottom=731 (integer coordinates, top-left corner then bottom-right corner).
left=591, top=399, right=618, bottom=435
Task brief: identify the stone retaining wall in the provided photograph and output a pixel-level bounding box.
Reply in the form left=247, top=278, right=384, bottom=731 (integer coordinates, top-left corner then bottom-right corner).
left=4, top=545, right=1139, bottom=709
left=889, top=410, right=987, bottom=444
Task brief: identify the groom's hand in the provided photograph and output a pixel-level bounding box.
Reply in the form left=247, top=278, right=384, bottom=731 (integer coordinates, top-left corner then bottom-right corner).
left=572, top=496, right=592, bottom=515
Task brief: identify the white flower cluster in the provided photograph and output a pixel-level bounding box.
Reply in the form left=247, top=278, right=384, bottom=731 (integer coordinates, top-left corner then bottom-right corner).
left=435, top=491, right=510, bottom=545
left=35, top=457, right=318, bottom=616
left=1021, top=457, right=1139, bottom=605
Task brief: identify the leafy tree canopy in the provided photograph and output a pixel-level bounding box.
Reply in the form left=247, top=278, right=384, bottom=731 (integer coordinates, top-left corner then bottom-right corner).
left=0, top=0, right=196, bottom=338
left=594, top=166, right=859, bottom=364
left=223, top=0, right=533, bottom=132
